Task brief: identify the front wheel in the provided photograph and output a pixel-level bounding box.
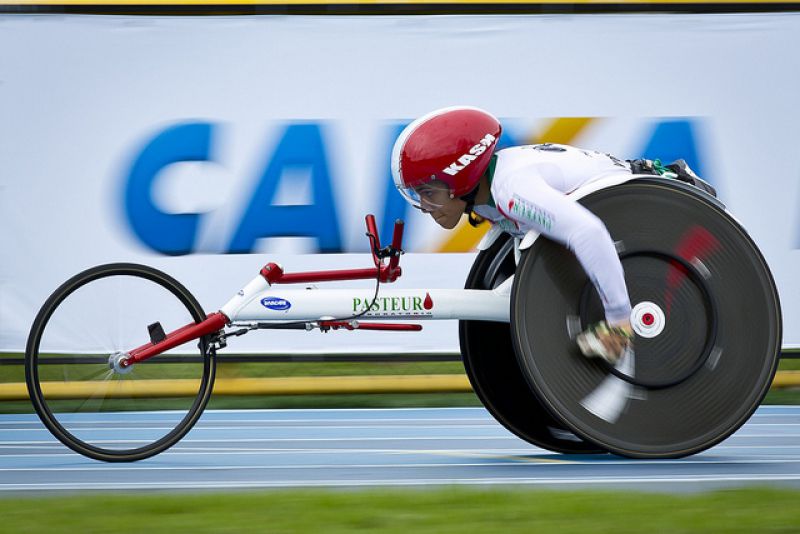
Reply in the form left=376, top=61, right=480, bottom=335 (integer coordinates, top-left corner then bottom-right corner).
left=25, top=263, right=216, bottom=462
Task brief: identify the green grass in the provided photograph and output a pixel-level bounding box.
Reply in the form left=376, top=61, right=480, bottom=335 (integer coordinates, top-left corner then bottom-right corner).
left=778, top=357, right=800, bottom=371
left=1, top=487, right=800, bottom=533
left=0, top=393, right=483, bottom=414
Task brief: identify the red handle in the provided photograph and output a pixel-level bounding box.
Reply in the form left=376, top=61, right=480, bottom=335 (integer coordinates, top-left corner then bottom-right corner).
left=388, top=219, right=404, bottom=271
left=263, top=214, right=405, bottom=286
left=365, top=214, right=381, bottom=267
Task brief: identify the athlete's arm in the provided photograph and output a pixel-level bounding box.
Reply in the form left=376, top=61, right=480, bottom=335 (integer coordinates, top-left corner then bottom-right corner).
left=497, top=172, right=632, bottom=325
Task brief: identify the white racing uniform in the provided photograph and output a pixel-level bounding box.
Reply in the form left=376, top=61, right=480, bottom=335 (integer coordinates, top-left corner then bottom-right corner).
left=472, top=143, right=633, bottom=325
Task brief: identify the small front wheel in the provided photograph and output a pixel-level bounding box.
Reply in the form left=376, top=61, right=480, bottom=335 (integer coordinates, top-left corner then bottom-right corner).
left=25, top=263, right=216, bottom=462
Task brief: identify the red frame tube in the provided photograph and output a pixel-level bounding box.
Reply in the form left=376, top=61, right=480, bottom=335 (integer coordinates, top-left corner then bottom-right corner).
left=124, top=312, right=229, bottom=366
left=277, top=268, right=386, bottom=284
left=267, top=265, right=402, bottom=284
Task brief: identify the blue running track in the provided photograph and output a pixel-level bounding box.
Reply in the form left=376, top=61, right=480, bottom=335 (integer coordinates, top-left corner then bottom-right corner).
left=1, top=406, right=800, bottom=493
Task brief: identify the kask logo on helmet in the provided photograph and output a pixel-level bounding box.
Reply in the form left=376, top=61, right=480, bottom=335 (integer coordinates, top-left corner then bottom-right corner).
left=442, top=133, right=497, bottom=177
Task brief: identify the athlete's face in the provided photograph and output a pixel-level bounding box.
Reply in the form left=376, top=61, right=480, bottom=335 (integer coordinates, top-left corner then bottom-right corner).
left=414, top=181, right=465, bottom=230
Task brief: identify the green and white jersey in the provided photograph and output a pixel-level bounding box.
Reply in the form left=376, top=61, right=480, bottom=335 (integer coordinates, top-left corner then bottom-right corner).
left=473, top=143, right=633, bottom=324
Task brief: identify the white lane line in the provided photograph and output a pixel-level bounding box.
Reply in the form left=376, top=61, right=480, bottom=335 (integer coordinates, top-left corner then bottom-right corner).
left=0, top=406, right=794, bottom=418
left=0, top=448, right=547, bottom=459
left=0, top=461, right=576, bottom=472
left=4, top=427, right=800, bottom=438
left=2, top=418, right=795, bottom=429
left=0, top=411, right=795, bottom=426
left=0, top=437, right=528, bottom=446
left=3, top=474, right=800, bottom=491
left=1, top=440, right=799, bottom=453
left=0, top=446, right=539, bottom=453
left=4, top=434, right=800, bottom=447
left=2, top=451, right=799, bottom=463
left=3, top=451, right=799, bottom=461
left=6, top=457, right=800, bottom=472
left=1, top=419, right=797, bottom=429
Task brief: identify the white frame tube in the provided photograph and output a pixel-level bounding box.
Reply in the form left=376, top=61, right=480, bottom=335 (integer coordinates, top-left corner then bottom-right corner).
left=220, top=276, right=510, bottom=323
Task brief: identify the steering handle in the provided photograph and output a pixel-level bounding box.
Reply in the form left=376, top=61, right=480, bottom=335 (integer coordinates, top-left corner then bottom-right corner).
left=364, top=214, right=405, bottom=281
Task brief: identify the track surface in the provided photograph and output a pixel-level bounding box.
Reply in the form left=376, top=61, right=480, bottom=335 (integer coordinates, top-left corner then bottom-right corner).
left=2, top=406, right=800, bottom=493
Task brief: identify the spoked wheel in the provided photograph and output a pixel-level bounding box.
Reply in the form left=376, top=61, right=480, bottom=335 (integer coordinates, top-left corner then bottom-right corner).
left=460, top=233, right=604, bottom=454
left=25, top=263, right=216, bottom=462
left=511, top=179, right=782, bottom=458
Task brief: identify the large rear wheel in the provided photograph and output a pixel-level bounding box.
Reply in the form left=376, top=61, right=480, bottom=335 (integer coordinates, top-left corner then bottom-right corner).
left=511, top=180, right=782, bottom=458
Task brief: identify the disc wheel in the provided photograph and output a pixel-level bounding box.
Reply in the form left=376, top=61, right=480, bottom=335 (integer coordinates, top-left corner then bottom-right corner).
left=460, top=233, right=604, bottom=454
left=25, top=263, right=216, bottom=462
left=511, top=179, right=782, bottom=458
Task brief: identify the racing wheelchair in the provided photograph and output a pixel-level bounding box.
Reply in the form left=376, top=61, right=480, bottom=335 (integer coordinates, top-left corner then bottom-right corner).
left=25, top=176, right=782, bottom=461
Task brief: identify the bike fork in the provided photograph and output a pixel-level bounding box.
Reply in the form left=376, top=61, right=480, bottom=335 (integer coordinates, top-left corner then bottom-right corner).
left=119, top=312, right=229, bottom=368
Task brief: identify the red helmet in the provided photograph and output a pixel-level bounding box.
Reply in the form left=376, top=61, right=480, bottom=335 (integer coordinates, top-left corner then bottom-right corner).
left=391, top=106, right=502, bottom=209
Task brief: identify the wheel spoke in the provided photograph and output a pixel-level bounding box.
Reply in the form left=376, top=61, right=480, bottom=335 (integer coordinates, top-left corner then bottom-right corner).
left=26, top=264, right=214, bottom=462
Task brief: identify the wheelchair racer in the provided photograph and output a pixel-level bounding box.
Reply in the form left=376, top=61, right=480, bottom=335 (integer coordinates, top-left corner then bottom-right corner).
left=391, top=106, right=709, bottom=365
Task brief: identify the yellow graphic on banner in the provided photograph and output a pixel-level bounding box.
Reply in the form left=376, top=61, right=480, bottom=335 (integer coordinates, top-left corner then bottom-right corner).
left=435, top=117, right=595, bottom=253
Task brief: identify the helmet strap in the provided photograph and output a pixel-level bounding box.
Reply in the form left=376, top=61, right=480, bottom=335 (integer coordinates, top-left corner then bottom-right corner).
left=460, top=185, right=489, bottom=227
left=459, top=154, right=496, bottom=214
left=459, top=185, right=480, bottom=214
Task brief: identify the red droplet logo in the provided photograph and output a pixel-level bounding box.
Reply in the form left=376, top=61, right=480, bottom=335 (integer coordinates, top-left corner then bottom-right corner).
left=423, top=293, right=434, bottom=310
left=508, top=199, right=515, bottom=210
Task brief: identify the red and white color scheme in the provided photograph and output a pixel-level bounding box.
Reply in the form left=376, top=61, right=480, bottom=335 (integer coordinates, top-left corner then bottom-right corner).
left=391, top=106, right=502, bottom=207
left=123, top=215, right=511, bottom=366
left=219, top=217, right=510, bottom=325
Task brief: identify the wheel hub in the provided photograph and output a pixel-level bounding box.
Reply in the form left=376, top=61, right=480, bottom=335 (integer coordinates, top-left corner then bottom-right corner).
left=630, top=301, right=666, bottom=338
left=108, top=352, right=133, bottom=375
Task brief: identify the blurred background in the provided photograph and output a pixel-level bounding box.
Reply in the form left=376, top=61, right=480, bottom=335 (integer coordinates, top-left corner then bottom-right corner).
left=2, top=2, right=800, bottom=529
left=1, top=3, right=799, bottom=416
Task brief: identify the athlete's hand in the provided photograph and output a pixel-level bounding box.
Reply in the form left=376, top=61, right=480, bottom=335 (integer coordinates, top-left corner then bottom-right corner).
left=599, top=322, right=634, bottom=359
left=577, top=321, right=634, bottom=365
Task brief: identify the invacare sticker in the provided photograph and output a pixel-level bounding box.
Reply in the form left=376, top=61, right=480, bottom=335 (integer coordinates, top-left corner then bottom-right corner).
left=260, top=297, right=291, bottom=311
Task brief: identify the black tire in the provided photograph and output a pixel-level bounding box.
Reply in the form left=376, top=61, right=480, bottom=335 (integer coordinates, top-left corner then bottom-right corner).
left=25, top=263, right=216, bottom=462
left=460, top=233, right=605, bottom=454
left=511, top=179, right=782, bottom=458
